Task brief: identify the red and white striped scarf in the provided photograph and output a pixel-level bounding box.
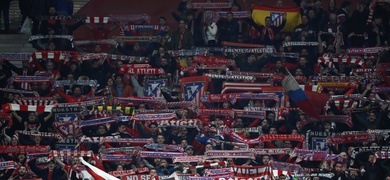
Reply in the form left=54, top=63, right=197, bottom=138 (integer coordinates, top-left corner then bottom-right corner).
left=261, top=27, right=274, bottom=41
left=31, top=51, right=76, bottom=61
left=204, top=150, right=255, bottom=159
left=14, top=97, right=57, bottom=106
left=48, top=150, right=93, bottom=158
left=2, top=103, right=55, bottom=113
left=85, top=16, right=109, bottom=23
left=109, top=168, right=149, bottom=177
left=0, top=145, right=50, bottom=154
left=139, top=151, right=185, bottom=158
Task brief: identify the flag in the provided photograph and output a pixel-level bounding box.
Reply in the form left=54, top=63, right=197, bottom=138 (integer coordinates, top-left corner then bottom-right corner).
left=79, top=157, right=120, bottom=180
left=145, top=76, right=169, bottom=98
left=282, top=74, right=320, bottom=119
left=181, top=76, right=210, bottom=106
left=252, top=5, right=301, bottom=32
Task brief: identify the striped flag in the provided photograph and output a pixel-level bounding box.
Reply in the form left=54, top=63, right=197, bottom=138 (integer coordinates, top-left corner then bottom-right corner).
left=85, top=17, right=109, bottom=24
left=181, top=76, right=210, bottom=107
left=0, top=161, right=16, bottom=170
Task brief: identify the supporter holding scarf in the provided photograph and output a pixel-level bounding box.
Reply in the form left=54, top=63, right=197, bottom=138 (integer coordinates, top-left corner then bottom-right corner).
left=171, top=19, right=194, bottom=50
left=247, top=12, right=287, bottom=45
left=28, top=158, right=65, bottom=180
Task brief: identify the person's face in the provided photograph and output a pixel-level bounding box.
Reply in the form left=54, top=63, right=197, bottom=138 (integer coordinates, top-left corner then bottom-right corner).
left=222, top=102, right=230, bottom=108
left=324, top=123, right=331, bottom=130
left=276, top=0, right=283, bottom=6
left=107, top=78, right=114, bottom=86
left=295, top=69, right=303, bottom=76
left=262, top=156, right=270, bottom=164
left=40, top=82, right=49, bottom=90
left=296, top=122, right=302, bottom=130
left=49, top=7, right=56, bottom=15
left=187, top=14, right=194, bottom=21
left=160, top=160, right=167, bottom=167
left=94, top=45, right=102, bottom=52
left=181, top=140, right=188, bottom=148
left=67, top=74, right=74, bottom=80
left=133, top=43, right=140, bottom=51
left=291, top=129, right=298, bottom=134
left=261, top=120, right=268, bottom=127
left=46, top=62, right=55, bottom=70
left=73, top=87, right=82, bottom=97
left=28, top=112, right=37, bottom=122
left=186, top=148, right=194, bottom=155
left=335, top=163, right=343, bottom=172
left=115, top=76, right=123, bottom=84
left=7, top=93, right=14, bottom=102
left=72, top=157, right=80, bottom=165
left=227, top=13, right=233, bottom=21
left=48, top=43, right=56, bottom=50
left=180, top=128, right=188, bottom=135
left=368, top=113, right=376, bottom=122
left=367, top=155, right=376, bottom=163
left=269, top=128, right=277, bottom=134
left=179, top=20, right=186, bottom=29
left=375, top=18, right=382, bottom=25
left=18, top=154, right=26, bottom=161
left=329, top=13, right=337, bottom=22
left=48, top=162, right=55, bottom=170
left=348, top=147, right=354, bottom=155
left=18, top=167, right=27, bottom=176
left=308, top=10, right=316, bottom=19
left=205, top=144, right=213, bottom=151
left=118, top=125, right=126, bottom=133
left=117, top=165, right=123, bottom=171
left=227, top=158, right=234, bottom=166
left=300, top=49, right=309, bottom=57
left=216, top=118, right=225, bottom=127
left=275, top=61, right=282, bottom=68
left=350, top=170, right=358, bottom=177
left=339, top=152, right=348, bottom=160
left=149, top=125, right=157, bottom=133
left=34, top=136, right=41, bottom=144
left=157, top=135, right=165, bottom=144
left=284, top=141, right=292, bottom=148
left=321, top=161, right=329, bottom=169
left=160, top=58, right=168, bottom=66
left=247, top=54, right=256, bottom=64
left=265, top=17, right=272, bottom=26
left=299, top=57, right=307, bottom=66
left=11, top=137, right=18, bottom=145
left=150, top=169, right=157, bottom=176
left=159, top=18, right=166, bottom=25
left=267, top=113, right=275, bottom=121
left=301, top=16, right=309, bottom=25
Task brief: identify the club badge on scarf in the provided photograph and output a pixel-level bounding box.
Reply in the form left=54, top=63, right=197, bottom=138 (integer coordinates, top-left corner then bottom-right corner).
left=181, top=76, right=210, bottom=106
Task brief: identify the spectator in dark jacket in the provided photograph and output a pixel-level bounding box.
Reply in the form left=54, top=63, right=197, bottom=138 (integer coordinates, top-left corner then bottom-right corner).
left=218, top=12, right=239, bottom=43
left=28, top=159, right=65, bottom=180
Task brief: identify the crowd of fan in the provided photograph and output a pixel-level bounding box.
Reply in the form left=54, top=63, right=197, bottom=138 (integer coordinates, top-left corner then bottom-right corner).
left=0, top=0, right=390, bottom=179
